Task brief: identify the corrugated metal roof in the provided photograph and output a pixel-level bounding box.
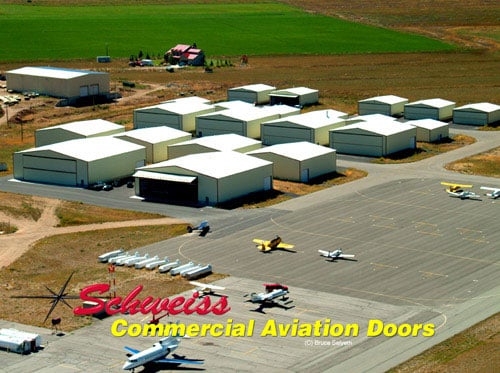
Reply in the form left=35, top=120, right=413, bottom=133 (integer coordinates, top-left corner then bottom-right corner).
left=331, top=121, right=415, bottom=136
left=37, top=119, right=124, bottom=136
left=264, top=109, right=346, bottom=129
left=346, top=114, right=397, bottom=124
left=359, top=95, right=408, bottom=105
left=133, top=170, right=196, bottom=183
left=115, top=126, right=191, bottom=143
left=163, top=96, right=211, bottom=105
left=248, top=141, right=334, bottom=161
left=454, top=102, right=500, bottom=113
left=405, top=119, right=448, bottom=130
left=406, top=98, right=455, bottom=108
left=139, top=151, right=271, bottom=179
left=229, top=84, right=276, bottom=92
left=270, top=87, right=318, bottom=96
left=136, top=101, right=214, bottom=115
left=7, top=66, right=105, bottom=79
left=169, top=133, right=261, bottom=151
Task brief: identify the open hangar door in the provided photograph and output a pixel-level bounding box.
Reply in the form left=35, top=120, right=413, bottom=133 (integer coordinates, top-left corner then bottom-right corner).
left=134, top=171, right=198, bottom=204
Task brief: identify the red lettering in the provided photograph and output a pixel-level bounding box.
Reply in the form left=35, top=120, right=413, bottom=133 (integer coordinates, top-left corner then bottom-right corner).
left=211, top=296, right=231, bottom=315
left=140, top=296, right=162, bottom=316
left=194, top=296, right=211, bottom=315
left=182, top=294, right=199, bottom=315
left=73, top=283, right=109, bottom=315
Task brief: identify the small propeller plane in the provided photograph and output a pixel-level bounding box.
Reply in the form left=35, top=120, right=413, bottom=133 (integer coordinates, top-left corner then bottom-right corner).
left=440, top=182, right=481, bottom=200
left=480, top=186, right=500, bottom=199
left=318, top=249, right=356, bottom=261
left=244, top=283, right=294, bottom=311
left=252, top=236, right=295, bottom=252
left=187, top=220, right=210, bottom=236
left=123, top=334, right=203, bottom=371
left=189, top=281, right=226, bottom=297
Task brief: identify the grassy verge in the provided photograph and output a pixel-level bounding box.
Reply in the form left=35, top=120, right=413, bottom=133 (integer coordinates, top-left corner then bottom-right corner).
left=0, top=192, right=43, bottom=221
left=445, top=146, right=500, bottom=177
left=0, top=221, right=18, bottom=234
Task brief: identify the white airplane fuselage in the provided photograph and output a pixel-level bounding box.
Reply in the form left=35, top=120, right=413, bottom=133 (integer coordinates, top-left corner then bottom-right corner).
left=123, top=338, right=178, bottom=370
left=251, top=288, right=288, bottom=303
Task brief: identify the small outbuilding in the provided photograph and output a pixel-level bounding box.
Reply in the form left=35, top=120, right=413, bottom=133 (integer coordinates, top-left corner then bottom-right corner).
left=329, top=121, right=416, bottom=157
left=269, top=87, right=319, bottom=107
left=227, top=84, right=276, bottom=104
left=115, top=126, right=192, bottom=163
left=358, top=95, right=408, bottom=117
left=247, top=142, right=336, bottom=182
left=133, top=151, right=273, bottom=205
left=0, top=329, right=41, bottom=354
left=404, top=98, right=455, bottom=121
left=14, top=137, right=146, bottom=187
left=405, top=119, right=449, bottom=142
left=452, top=102, right=500, bottom=126
left=35, top=119, right=125, bottom=147
left=133, top=102, right=215, bottom=131
left=167, top=133, right=261, bottom=159
left=261, top=109, right=347, bottom=146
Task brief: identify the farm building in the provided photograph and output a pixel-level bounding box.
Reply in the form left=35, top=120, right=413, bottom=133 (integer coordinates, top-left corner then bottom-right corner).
left=269, top=87, right=319, bottom=107
left=114, top=126, right=192, bottom=163
left=165, top=44, right=205, bottom=66
left=227, top=84, right=276, bottom=104
left=329, top=121, right=416, bottom=157
left=35, top=119, right=125, bottom=147
left=261, top=109, right=347, bottom=146
left=13, top=137, right=146, bottom=187
left=133, top=151, right=273, bottom=205
left=0, top=329, right=41, bottom=354
left=404, top=98, right=455, bottom=121
left=405, top=119, right=449, bottom=142
left=247, top=142, right=336, bottom=182
left=133, top=101, right=215, bottom=131
left=195, top=106, right=300, bottom=138
left=6, top=66, right=110, bottom=101
left=168, top=134, right=261, bottom=159
left=358, top=95, right=408, bottom=116
left=452, top=102, right=500, bottom=126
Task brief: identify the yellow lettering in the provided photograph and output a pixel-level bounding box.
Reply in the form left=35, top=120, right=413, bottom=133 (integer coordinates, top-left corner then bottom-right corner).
left=261, top=320, right=277, bottom=337
left=111, top=319, right=128, bottom=337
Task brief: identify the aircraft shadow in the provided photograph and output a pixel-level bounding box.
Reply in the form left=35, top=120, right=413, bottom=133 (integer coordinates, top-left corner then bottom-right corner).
left=326, top=258, right=358, bottom=262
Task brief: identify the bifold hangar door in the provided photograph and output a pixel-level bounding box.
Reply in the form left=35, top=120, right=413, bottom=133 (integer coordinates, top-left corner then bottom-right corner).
left=135, top=171, right=198, bottom=203
left=21, top=155, right=78, bottom=185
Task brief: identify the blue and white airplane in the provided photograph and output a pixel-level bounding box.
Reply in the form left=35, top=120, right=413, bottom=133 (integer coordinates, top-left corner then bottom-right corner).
left=187, top=220, right=210, bottom=236
left=123, top=334, right=203, bottom=371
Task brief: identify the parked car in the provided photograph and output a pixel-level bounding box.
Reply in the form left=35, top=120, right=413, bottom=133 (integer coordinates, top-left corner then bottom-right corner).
left=88, top=181, right=105, bottom=191
left=103, top=183, right=114, bottom=191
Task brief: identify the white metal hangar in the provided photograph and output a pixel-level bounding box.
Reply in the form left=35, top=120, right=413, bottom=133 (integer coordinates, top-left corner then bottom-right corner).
left=358, top=95, right=408, bottom=117
left=404, top=98, right=455, bottom=121
left=329, top=121, right=416, bottom=157
left=269, top=87, right=319, bottom=106
left=114, top=126, right=192, bottom=163
left=133, top=101, right=215, bottom=131
left=405, top=119, right=449, bottom=142
left=452, top=102, right=500, bottom=126
left=13, top=137, right=146, bottom=187
left=247, top=142, right=336, bottom=182
left=35, top=119, right=125, bottom=147
left=227, top=84, right=276, bottom=104
left=6, top=66, right=109, bottom=100
left=261, top=109, right=347, bottom=146
left=133, top=151, right=273, bottom=205
left=345, top=113, right=398, bottom=125
left=167, top=133, right=261, bottom=159
left=195, top=106, right=300, bottom=139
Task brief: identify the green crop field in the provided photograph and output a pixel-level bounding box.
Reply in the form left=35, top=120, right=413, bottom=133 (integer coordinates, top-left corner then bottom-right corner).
left=1, top=3, right=455, bottom=61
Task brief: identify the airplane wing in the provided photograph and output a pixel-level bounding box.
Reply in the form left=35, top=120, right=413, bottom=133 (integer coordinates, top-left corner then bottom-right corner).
left=318, top=250, right=329, bottom=257
left=277, top=242, right=295, bottom=249
left=253, top=239, right=268, bottom=245
left=124, top=346, right=140, bottom=355
left=157, top=357, right=204, bottom=365
left=339, top=254, right=355, bottom=259
left=440, top=182, right=473, bottom=188
left=189, top=281, right=225, bottom=290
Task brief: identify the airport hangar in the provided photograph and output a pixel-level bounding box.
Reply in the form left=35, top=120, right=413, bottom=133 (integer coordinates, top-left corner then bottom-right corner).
left=114, top=126, right=192, bottom=164
left=13, top=137, right=146, bottom=187
left=247, top=141, right=336, bottom=182
left=329, top=121, right=417, bottom=157
left=34, top=119, right=125, bottom=147
left=6, top=66, right=109, bottom=101
left=357, top=95, right=409, bottom=117
left=404, top=98, right=455, bottom=121
left=167, top=133, right=262, bottom=159
left=260, top=109, right=347, bottom=146
left=133, top=151, right=272, bottom=205
left=227, top=83, right=277, bottom=104
left=268, top=86, right=319, bottom=106
left=405, top=119, right=450, bottom=142
left=452, top=102, right=500, bottom=126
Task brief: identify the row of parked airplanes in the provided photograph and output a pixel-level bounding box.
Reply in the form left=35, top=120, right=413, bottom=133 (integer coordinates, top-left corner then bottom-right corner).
left=441, top=182, right=500, bottom=200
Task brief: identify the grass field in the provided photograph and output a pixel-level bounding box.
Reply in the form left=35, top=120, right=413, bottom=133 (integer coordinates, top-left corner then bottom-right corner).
left=1, top=3, right=455, bottom=61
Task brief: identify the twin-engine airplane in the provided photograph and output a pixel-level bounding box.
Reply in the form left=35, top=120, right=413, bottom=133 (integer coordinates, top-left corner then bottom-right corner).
left=244, top=283, right=294, bottom=311
left=252, top=236, right=295, bottom=252
left=440, top=182, right=481, bottom=200
left=123, top=333, right=203, bottom=371
left=187, top=220, right=210, bottom=236
left=318, top=249, right=356, bottom=261
left=189, top=281, right=226, bottom=297
left=481, top=186, right=500, bottom=199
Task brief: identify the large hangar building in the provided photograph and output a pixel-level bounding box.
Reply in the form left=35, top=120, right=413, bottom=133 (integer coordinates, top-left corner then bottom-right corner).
left=13, top=137, right=146, bottom=187
left=6, top=66, right=110, bottom=101
left=269, top=87, right=319, bottom=107
left=227, top=84, right=276, bottom=104
left=405, top=119, right=449, bottom=142
left=35, top=119, right=124, bottom=147
left=261, top=109, right=347, bottom=146
left=358, top=95, right=408, bottom=117
left=247, top=142, right=336, bottom=182
left=452, top=102, right=500, bottom=126
left=133, top=152, right=273, bottom=205
left=404, top=98, right=455, bottom=121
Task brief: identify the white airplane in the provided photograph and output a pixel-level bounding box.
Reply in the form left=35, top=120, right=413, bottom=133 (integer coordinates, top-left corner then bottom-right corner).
left=318, top=249, right=356, bottom=261
left=123, top=334, right=203, bottom=371
left=480, top=186, right=500, bottom=199
left=144, top=257, right=169, bottom=270
left=440, top=182, right=481, bottom=200
left=98, top=248, right=124, bottom=263
left=245, top=283, right=294, bottom=311
left=134, top=255, right=159, bottom=269
left=189, top=281, right=226, bottom=296
left=124, top=253, right=149, bottom=267
left=187, top=220, right=210, bottom=236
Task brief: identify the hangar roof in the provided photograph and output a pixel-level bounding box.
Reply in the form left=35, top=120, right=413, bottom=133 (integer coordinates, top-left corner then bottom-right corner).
left=248, top=141, right=335, bottom=161
left=7, top=66, right=106, bottom=79
left=162, top=96, right=211, bottom=105
left=406, top=98, right=455, bottom=108
left=331, top=121, right=415, bottom=136
left=229, top=84, right=276, bottom=92
left=136, top=101, right=214, bottom=115
left=405, top=119, right=448, bottom=130
left=358, top=95, right=408, bottom=105
left=454, top=102, right=500, bottom=113
left=270, top=87, right=318, bottom=96
left=169, top=133, right=261, bottom=151
left=139, top=151, right=271, bottom=179
left=263, top=109, right=346, bottom=128
left=20, top=137, right=145, bottom=162
left=37, top=119, right=124, bottom=136
left=346, top=114, right=397, bottom=125
left=115, top=126, right=191, bottom=143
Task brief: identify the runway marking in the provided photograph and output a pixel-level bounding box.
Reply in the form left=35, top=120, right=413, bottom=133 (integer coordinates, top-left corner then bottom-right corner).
left=414, top=221, right=442, bottom=236
left=456, top=228, right=488, bottom=243
left=335, top=216, right=356, bottom=223
left=370, top=215, right=398, bottom=229
left=419, top=270, right=448, bottom=278
left=370, top=262, right=399, bottom=269
left=243, top=346, right=258, bottom=355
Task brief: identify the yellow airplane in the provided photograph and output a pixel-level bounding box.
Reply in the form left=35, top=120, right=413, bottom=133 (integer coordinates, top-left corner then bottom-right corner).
left=252, top=236, right=295, bottom=252
left=440, top=182, right=480, bottom=200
